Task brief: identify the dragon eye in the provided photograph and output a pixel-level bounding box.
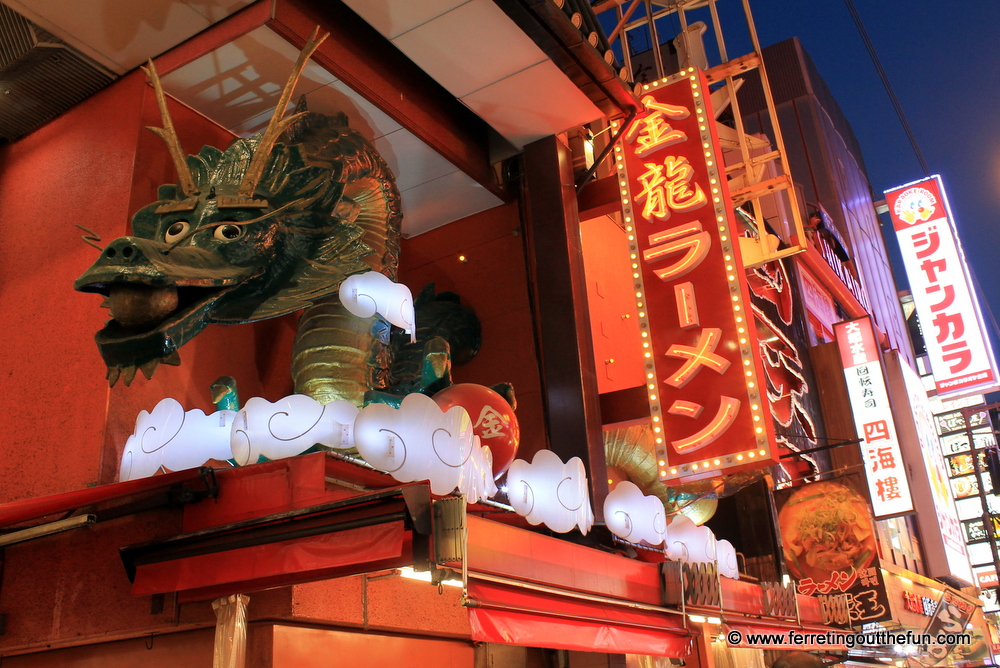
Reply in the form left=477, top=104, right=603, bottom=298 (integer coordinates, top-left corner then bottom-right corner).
left=214, top=223, right=244, bottom=241
left=164, top=220, right=190, bottom=243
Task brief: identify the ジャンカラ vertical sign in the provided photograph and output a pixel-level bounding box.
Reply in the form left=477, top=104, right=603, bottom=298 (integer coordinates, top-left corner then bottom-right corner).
left=613, top=67, right=776, bottom=482
left=834, top=316, right=914, bottom=517
left=884, top=176, right=999, bottom=397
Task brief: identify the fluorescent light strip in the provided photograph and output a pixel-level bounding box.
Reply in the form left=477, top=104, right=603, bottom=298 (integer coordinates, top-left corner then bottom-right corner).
left=397, top=567, right=462, bottom=588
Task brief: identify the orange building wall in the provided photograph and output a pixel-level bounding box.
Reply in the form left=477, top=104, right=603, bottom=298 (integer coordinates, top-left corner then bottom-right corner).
left=0, top=68, right=297, bottom=502
left=398, top=203, right=546, bottom=461
left=579, top=215, right=644, bottom=395
left=290, top=574, right=471, bottom=638
left=262, top=624, right=473, bottom=668
left=0, top=628, right=217, bottom=668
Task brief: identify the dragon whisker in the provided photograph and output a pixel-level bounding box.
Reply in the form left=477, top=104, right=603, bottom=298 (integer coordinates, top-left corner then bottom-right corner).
left=75, top=224, right=104, bottom=251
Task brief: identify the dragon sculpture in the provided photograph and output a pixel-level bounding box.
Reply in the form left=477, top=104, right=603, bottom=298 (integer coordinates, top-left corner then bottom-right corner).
left=74, top=30, right=403, bottom=405
left=74, top=30, right=718, bottom=533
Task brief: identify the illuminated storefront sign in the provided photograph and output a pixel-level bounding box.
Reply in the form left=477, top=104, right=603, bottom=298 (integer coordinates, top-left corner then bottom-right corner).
left=932, top=392, right=1000, bottom=610
left=901, top=591, right=938, bottom=617
left=884, top=176, right=999, bottom=397
left=774, top=478, right=892, bottom=627
left=913, top=591, right=978, bottom=667
left=834, top=317, right=914, bottom=517
left=747, top=257, right=821, bottom=484
left=891, top=356, right=972, bottom=584
left=614, top=68, right=775, bottom=482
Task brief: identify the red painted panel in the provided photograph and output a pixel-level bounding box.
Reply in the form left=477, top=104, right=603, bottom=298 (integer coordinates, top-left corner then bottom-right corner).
left=719, top=582, right=826, bottom=626
left=132, top=519, right=407, bottom=596
left=580, top=215, right=645, bottom=394
left=269, top=624, right=474, bottom=668
left=467, top=580, right=691, bottom=657
left=797, top=594, right=825, bottom=625
left=183, top=452, right=333, bottom=532
left=465, top=515, right=661, bottom=604
left=719, top=576, right=765, bottom=616
left=0, top=466, right=204, bottom=528
left=0, top=71, right=146, bottom=503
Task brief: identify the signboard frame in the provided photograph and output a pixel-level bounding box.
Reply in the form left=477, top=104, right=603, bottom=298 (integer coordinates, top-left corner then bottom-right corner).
left=613, top=67, right=776, bottom=482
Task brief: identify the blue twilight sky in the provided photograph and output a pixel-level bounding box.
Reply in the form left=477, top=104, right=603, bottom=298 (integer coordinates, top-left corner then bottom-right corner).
left=612, top=0, right=1000, bottom=350
left=743, top=0, right=1000, bottom=355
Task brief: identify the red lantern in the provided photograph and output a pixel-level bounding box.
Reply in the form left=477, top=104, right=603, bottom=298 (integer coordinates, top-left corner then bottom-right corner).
left=432, top=384, right=520, bottom=478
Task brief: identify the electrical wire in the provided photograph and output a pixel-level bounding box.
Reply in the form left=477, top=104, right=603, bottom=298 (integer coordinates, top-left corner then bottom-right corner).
left=842, top=0, right=930, bottom=177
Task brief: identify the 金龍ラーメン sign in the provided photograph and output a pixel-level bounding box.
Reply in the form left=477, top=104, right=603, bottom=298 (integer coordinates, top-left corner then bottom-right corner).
left=885, top=176, right=998, bottom=397
left=614, top=68, right=775, bottom=482
left=834, top=317, right=914, bottom=517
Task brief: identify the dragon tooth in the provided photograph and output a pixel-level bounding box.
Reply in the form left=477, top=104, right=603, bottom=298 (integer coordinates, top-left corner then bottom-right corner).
left=106, top=366, right=121, bottom=387
left=162, top=351, right=182, bottom=366
left=139, top=359, right=160, bottom=380
left=121, top=366, right=138, bottom=386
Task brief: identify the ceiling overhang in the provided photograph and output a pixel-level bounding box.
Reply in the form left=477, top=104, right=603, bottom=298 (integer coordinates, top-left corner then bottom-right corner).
left=3, top=0, right=619, bottom=236
left=492, top=0, right=640, bottom=118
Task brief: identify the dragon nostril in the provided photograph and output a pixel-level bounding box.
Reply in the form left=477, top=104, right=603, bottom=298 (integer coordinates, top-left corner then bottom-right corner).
left=105, top=247, right=117, bottom=258
left=122, top=246, right=134, bottom=259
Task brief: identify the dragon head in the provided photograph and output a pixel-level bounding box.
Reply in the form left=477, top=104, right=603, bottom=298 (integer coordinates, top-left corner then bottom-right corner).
left=74, top=30, right=372, bottom=386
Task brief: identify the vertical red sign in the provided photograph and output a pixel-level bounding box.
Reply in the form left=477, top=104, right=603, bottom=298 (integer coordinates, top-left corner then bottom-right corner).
left=614, top=68, right=776, bottom=481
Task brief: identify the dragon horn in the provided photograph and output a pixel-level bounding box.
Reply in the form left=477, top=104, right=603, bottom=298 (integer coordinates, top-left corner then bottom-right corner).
left=237, top=26, right=329, bottom=198
left=141, top=59, right=199, bottom=197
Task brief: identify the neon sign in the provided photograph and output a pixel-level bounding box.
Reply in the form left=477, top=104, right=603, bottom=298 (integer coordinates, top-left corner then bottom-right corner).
left=614, top=68, right=775, bottom=481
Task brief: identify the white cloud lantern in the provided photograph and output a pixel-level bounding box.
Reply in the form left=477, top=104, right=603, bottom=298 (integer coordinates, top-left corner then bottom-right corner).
left=665, top=514, right=718, bottom=563
left=505, top=449, right=594, bottom=535
left=120, top=398, right=236, bottom=481
left=339, top=271, right=416, bottom=342
left=459, top=441, right=498, bottom=504
left=603, top=481, right=666, bottom=546
left=354, top=393, right=493, bottom=498
left=716, top=539, right=739, bottom=579
left=230, top=395, right=359, bottom=466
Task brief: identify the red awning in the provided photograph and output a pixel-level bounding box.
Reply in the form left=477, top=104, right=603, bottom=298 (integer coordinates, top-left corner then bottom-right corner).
left=0, top=467, right=210, bottom=528
left=725, top=622, right=848, bottom=651
left=466, top=580, right=692, bottom=657
left=134, top=519, right=409, bottom=601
